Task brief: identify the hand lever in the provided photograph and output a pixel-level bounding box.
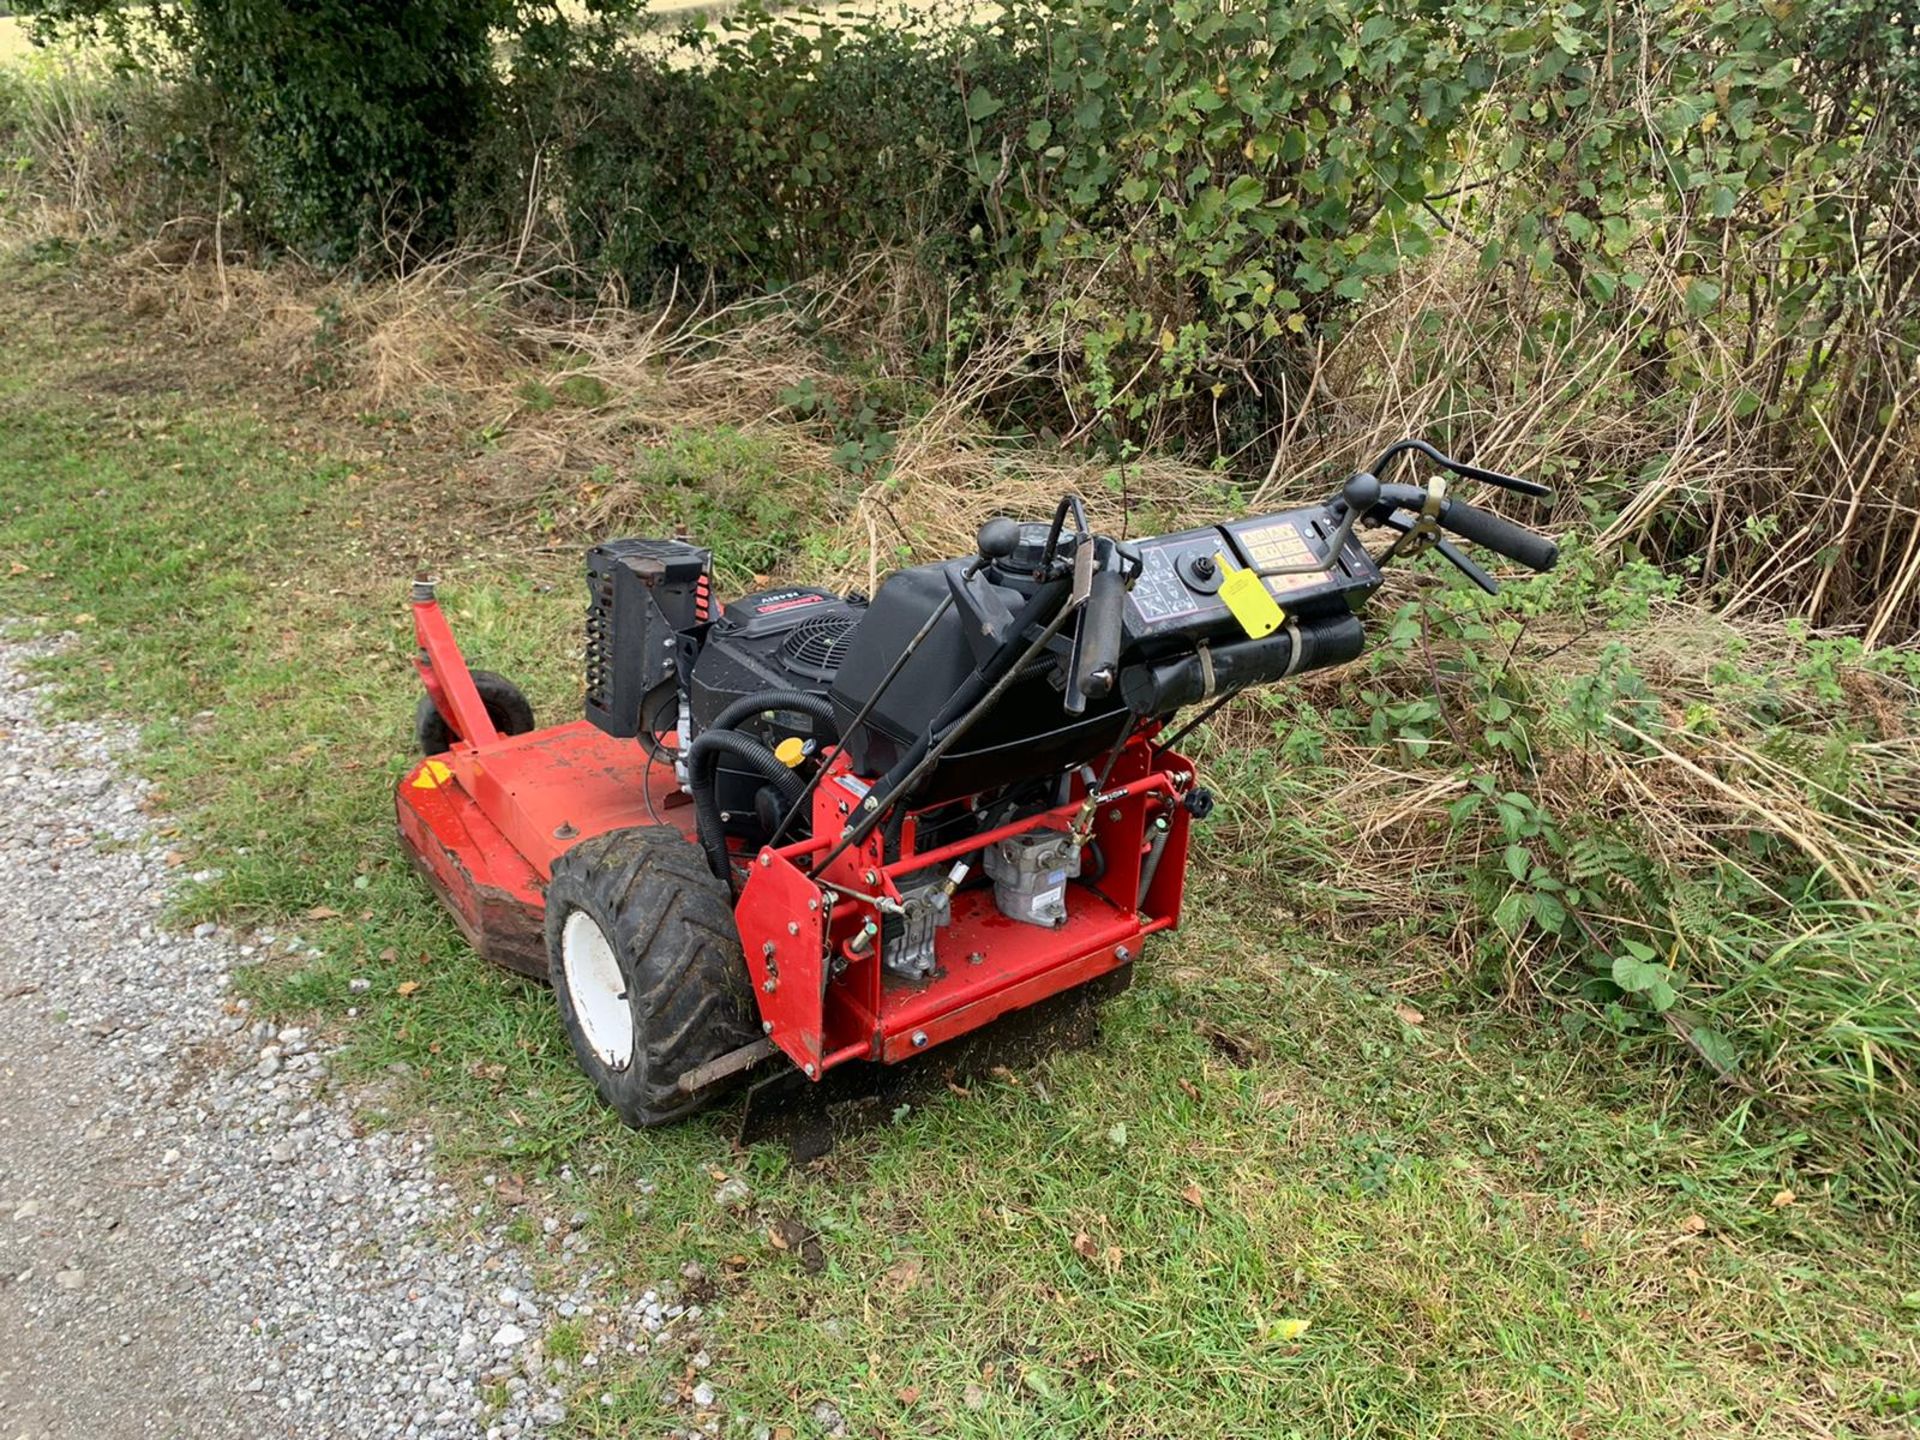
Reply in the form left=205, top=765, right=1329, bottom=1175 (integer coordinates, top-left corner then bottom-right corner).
left=1371, top=437, right=1551, bottom=499
left=1379, top=513, right=1500, bottom=595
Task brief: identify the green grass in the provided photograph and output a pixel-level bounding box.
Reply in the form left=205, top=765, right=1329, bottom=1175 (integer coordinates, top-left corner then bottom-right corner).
left=2, top=253, right=1918, bottom=1438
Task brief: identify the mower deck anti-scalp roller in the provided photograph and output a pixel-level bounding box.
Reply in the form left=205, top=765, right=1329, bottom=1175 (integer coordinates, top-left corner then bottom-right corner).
left=396, top=440, right=1558, bottom=1127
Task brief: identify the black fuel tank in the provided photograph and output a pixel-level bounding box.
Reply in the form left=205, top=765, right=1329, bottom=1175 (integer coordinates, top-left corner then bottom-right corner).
left=828, top=561, right=1129, bottom=800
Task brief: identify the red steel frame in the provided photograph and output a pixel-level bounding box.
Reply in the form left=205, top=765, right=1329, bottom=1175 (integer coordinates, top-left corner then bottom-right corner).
left=396, top=587, right=1195, bottom=1076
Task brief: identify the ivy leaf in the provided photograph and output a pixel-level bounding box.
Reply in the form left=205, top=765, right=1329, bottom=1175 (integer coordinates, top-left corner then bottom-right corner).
left=966, top=88, right=1003, bottom=123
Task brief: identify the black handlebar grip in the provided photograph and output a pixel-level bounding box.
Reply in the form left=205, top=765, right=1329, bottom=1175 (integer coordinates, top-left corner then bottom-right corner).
left=1437, top=499, right=1559, bottom=573
left=1076, top=565, right=1130, bottom=699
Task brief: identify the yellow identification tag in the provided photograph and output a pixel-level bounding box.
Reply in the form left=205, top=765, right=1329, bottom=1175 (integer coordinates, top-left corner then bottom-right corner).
left=1215, top=552, right=1284, bottom=638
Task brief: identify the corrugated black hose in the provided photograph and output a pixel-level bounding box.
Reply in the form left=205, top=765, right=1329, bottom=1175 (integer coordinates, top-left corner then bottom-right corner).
left=685, top=691, right=839, bottom=881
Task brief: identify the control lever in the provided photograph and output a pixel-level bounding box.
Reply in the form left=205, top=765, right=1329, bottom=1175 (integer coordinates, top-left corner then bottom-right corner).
left=1379, top=512, right=1499, bottom=595
left=1372, top=437, right=1550, bottom=499
left=1252, top=471, right=1379, bottom=582
left=973, top=516, right=1020, bottom=574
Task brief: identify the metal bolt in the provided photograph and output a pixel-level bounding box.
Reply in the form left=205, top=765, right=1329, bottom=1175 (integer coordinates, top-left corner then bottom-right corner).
left=967, top=951, right=985, bottom=965
left=786, top=921, right=799, bottom=936
left=762, top=941, right=777, bottom=958
left=761, top=1020, right=774, bottom=1034
left=803, top=1063, right=816, bottom=1077
left=837, top=801, right=848, bottom=815
left=807, top=898, right=819, bottom=911
left=864, top=870, right=878, bottom=885
left=1115, top=945, right=1131, bottom=962
left=762, top=978, right=778, bottom=993
left=911, top=1030, right=929, bottom=1049
left=1107, top=808, right=1122, bottom=822
left=759, top=851, right=772, bottom=867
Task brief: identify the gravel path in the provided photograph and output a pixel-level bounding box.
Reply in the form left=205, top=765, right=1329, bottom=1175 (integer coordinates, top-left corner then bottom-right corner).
left=0, top=637, right=710, bottom=1439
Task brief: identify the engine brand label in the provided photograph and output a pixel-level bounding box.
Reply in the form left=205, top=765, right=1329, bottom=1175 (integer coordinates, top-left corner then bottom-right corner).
left=753, top=591, right=828, bottom=615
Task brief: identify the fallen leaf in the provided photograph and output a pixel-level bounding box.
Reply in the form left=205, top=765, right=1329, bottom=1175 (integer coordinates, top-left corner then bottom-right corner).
left=1679, top=1213, right=1708, bottom=1234
left=1071, top=1231, right=1098, bottom=1261
left=8, top=562, right=25, bottom=575
left=896, top=1385, right=920, bottom=1405
left=306, top=905, right=342, bottom=920
left=1181, top=1182, right=1206, bottom=1209
left=962, top=1383, right=989, bottom=1411
left=1394, top=1003, right=1425, bottom=1027
left=990, top=1065, right=1022, bottom=1086
left=1103, top=1244, right=1123, bottom=1267
left=1272, top=1317, right=1311, bottom=1342
left=884, top=1255, right=924, bottom=1292
left=1771, top=1189, right=1796, bottom=1208
left=708, top=1167, right=729, bottom=1182
left=380, top=947, right=398, bottom=962
left=72, top=612, right=95, bottom=626
left=767, top=1225, right=791, bottom=1251
left=1177, top=1077, right=1201, bottom=1102
left=397, top=980, right=422, bottom=996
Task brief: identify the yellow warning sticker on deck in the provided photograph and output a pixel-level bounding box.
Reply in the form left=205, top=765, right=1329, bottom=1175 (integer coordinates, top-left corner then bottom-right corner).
left=1215, top=553, right=1285, bottom=638
left=411, top=759, right=452, bottom=790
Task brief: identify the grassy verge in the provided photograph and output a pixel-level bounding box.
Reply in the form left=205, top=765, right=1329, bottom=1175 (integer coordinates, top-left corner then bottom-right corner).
left=3, top=252, right=1918, bottom=1438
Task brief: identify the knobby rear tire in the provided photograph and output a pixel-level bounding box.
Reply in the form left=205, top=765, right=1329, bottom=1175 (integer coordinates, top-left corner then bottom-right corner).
left=544, top=825, right=758, bottom=1128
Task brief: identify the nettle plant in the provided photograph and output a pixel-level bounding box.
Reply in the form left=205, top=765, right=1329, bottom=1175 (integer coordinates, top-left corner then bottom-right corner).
left=1344, top=557, right=1758, bottom=1052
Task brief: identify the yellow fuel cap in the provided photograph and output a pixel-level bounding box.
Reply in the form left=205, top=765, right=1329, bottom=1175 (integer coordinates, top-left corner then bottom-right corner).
left=774, top=736, right=808, bottom=768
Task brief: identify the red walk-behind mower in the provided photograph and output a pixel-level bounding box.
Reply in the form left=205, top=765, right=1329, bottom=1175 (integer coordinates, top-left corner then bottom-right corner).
left=396, top=440, right=1557, bottom=1127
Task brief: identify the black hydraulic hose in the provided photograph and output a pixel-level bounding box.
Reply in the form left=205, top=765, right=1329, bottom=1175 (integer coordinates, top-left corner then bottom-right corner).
left=708, top=689, right=839, bottom=738
left=686, top=730, right=807, bottom=880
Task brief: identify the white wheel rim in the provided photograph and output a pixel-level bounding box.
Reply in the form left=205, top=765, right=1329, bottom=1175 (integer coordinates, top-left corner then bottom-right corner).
left=561, top=910, right=633, bottom=1071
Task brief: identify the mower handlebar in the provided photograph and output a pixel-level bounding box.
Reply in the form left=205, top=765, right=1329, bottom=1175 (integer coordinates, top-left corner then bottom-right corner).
left=1434, top=496, right=1559, bottom=572
left=1369, top=481, right=1559, bottom=573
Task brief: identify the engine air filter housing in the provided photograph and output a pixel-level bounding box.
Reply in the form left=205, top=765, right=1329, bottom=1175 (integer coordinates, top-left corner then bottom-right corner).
left=688, top=586, right=866, bottom=833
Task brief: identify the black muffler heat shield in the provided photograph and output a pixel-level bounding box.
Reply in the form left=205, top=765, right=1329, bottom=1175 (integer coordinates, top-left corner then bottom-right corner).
left=1118, top=613, right=1364, bottom=715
